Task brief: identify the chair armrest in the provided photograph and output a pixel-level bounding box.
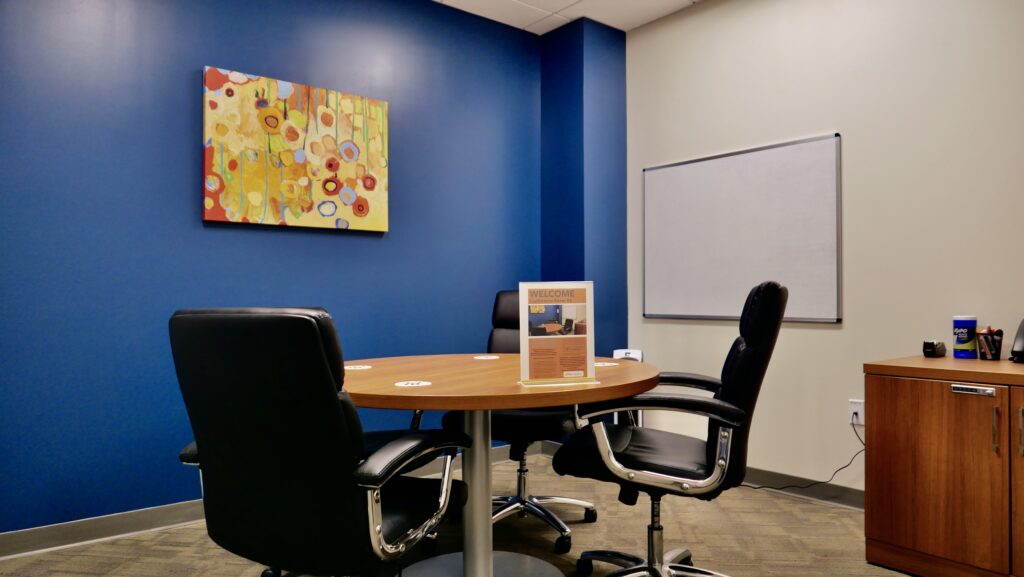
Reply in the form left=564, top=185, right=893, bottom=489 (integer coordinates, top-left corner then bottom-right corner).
left=578, top=393, right=745, bottom=427
left=355, top=430, right=472, bottom=488
left=658, top=372, right=722, bottom=392
left=178, top=442, right=199, bottom=466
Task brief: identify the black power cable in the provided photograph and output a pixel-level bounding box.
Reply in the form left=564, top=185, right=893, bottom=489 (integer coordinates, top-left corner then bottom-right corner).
left=747, top=416, right=865, bottom=492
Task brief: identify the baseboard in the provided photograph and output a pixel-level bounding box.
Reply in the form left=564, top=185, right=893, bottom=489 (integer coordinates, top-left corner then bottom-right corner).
left=743, top=467, right=864, bottom=509
left=0, top=500, right=205, bottom=560
left=0, top=444, right=521, bottom=560
left=540, top=439, right=560, bottom=457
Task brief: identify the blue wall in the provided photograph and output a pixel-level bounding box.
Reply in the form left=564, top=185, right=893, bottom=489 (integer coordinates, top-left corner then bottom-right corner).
left=581, top=21, right=627, bottom=359
left=540, top=19, right=626, bottom=356
left=540, top=23, right=585, bottom=282
left=0, top=0, right=541, bottom=533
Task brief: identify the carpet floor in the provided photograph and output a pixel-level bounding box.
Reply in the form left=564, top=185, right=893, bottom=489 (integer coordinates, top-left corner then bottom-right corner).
left=0, top=456, right=901, bottom=576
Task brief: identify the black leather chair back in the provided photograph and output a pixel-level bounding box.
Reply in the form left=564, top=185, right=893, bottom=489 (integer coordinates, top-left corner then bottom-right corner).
left=487, top=290, right=520, bottom=354
left=711, top=282, right=788, bottom=489
left=169, top=308, right=378, bottom=576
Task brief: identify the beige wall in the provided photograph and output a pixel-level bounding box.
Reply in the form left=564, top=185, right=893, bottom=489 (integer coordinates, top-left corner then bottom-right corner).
left=627, top=0, right=1024, bottom=489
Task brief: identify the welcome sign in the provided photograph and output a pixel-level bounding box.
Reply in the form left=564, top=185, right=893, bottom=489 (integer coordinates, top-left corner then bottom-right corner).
left=518, top=281, right=596, bottom=385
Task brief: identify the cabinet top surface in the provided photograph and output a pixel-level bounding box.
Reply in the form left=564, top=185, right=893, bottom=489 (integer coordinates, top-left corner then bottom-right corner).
left=864, top=356, right=1024, bottom=386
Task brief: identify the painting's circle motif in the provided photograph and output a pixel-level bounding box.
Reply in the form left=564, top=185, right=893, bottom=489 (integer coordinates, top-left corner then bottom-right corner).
left=258, top=108, right=283, bottom=134
left=282, top=123, right=302, bottom=146
left=352, top=196, right=369, bottom=217
left=339, top=140, right=360, bottom=162
left=205, top=173, right=225, bottom=194
left=324, top=157, right=340, bottom=172
left=339, top=186, right=357, bottom=206
left=322, top=177, right=342, bottom=196
left=317, top=201, right=337, bottom=217
left=335, top=218, right=350, bottom=229
left=247, top=191, right=264, bottom=206
left=362, top=174, right=377, bottom=191
left=228, top=159, right=238, bottom=172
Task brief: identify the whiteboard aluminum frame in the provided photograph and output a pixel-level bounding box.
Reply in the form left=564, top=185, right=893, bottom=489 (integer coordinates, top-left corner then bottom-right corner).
left=642, top=133, right=842, bottom=324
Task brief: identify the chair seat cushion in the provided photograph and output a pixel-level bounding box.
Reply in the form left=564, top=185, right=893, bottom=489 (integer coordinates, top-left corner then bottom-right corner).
left=381, top=476, right=467, bottom=543
left=552, top=423, right=708, bottom=490
left=441, top=408, right=575, bottom=444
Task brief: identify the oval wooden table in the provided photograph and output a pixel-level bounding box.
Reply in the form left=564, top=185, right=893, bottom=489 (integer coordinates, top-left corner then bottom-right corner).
left=343, top=354, right=660, bottom=577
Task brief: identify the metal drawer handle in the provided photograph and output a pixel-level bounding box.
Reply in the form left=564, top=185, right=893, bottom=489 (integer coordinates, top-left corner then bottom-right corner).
left=993, top=406, right=999, bottom=453
left=951, top=384, right=996, bottom=397
left=1018, top=408, right=1023, bottom=456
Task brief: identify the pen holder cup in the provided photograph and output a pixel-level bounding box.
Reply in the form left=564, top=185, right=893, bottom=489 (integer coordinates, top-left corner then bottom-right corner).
left=979, top=333, right=1002, bottom=360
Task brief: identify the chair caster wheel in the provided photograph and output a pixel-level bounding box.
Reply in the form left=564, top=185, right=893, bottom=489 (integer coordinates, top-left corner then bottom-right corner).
left=576, top=558, right=593, bottom=576
left=583, top=508, right=597, bottom=523
left=261, top=568, right=281, bottom=577
left=554, top=535, right=572, bottom=554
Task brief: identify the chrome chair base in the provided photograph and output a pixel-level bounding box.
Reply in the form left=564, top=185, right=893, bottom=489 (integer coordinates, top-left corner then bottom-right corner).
left=578, top=549, right=731, bottom=577
left=576, top=497, right=730, bottom=577
left=491, top=457, right=597, bottom=553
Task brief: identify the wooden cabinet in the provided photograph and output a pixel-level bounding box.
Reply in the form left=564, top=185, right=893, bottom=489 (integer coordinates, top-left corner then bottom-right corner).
left=1014, top=388, right=1024, bottom=577
left=864, top=357, right=1024, bottom=577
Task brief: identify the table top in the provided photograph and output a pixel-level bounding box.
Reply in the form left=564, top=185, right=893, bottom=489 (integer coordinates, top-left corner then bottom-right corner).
left=536, top=322, right=564, bottom=334
left=343, top=354, right=660, bottom=410
left=864, top=356, right=1024, bottom=386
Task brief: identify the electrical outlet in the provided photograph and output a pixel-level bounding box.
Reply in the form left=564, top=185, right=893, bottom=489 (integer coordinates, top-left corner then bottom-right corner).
left=848, top=399, right=865, bottom=426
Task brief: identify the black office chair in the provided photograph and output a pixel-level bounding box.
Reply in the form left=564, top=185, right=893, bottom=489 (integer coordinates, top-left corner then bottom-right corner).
left=552, top=281, right=788, bottom=577
left=170, top=308, right=471, bottom=577
left=561, top=318, right=575, bottom=335
left=441, top=290, right=597, bottom=553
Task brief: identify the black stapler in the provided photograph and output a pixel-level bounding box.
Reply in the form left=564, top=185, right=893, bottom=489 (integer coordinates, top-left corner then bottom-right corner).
left=1011, top=319, right=1024, bottom=363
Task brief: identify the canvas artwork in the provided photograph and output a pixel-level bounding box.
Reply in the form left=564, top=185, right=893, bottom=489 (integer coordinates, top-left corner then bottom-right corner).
left=203, top=67, right=388, bottom=232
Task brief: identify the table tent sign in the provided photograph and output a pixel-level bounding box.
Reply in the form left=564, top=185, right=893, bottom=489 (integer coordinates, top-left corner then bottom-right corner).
left=518, top=281, right=597, bottom=386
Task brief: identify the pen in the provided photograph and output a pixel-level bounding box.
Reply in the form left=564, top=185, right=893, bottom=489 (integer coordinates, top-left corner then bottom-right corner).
left=979, top=330, right=992, bottom=359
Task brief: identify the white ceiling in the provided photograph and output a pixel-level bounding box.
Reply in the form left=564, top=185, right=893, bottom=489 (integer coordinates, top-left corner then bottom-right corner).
left=434, top=0, right=701, bottom=35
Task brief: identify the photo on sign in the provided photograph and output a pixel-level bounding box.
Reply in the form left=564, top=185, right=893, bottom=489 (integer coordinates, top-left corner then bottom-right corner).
left=527, top=305, right=588, bottom=337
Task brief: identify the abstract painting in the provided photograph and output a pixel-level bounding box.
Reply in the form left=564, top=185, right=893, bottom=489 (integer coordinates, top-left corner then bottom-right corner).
left=203, top=67, right=388, bottom=232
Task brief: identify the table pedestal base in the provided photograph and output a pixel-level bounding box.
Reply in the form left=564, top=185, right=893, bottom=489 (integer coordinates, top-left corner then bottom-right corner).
left=403, top=551, right=564, bottom=577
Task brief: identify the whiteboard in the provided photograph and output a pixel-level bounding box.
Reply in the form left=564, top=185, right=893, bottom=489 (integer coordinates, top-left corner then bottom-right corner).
left=643, top=134, right=841, bottom=323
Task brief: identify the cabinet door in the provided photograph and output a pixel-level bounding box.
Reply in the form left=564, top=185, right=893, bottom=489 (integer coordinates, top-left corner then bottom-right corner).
left=1014, top=388, right=1024, bottom=577
left=866, top=375, right=1009, bottom=574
